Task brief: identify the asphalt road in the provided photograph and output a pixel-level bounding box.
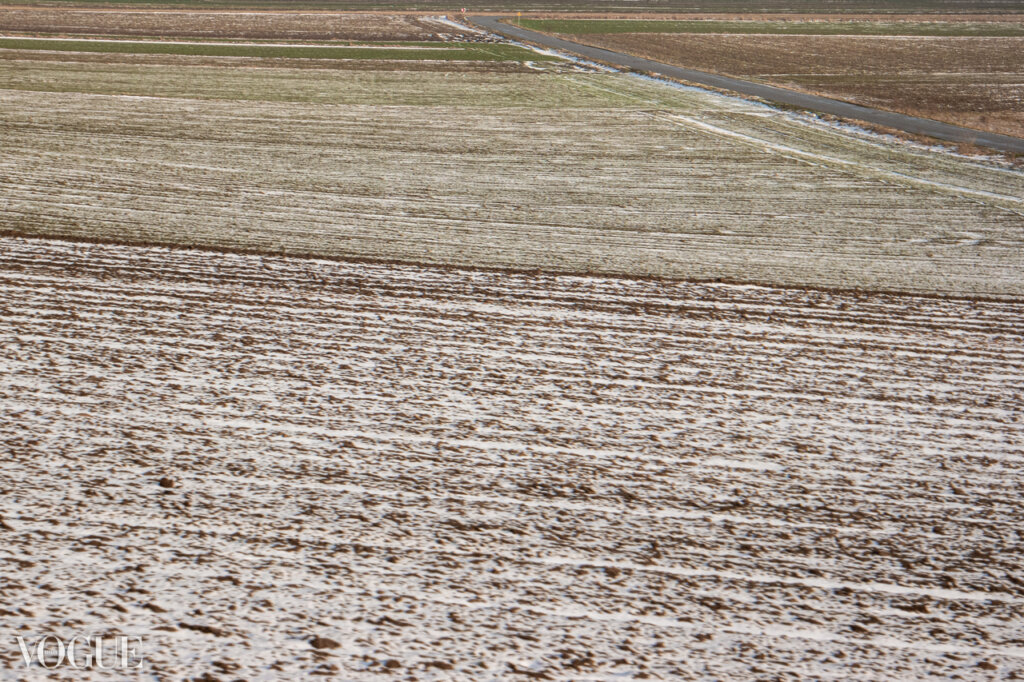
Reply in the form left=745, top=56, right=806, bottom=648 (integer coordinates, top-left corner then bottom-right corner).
left=470, top=15, right=1024, bottom=155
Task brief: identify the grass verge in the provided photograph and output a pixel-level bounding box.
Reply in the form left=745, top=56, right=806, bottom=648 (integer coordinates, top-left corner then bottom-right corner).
left=0, top=37, right=556, bottom=61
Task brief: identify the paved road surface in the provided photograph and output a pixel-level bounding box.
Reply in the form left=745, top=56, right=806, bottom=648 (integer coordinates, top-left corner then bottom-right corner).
left=470, top=15, right=1024, bottom=155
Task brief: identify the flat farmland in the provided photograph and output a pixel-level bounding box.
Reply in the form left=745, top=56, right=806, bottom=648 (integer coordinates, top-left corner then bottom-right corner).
left=519, top=17, right=1024, bottom=35
left=0, top=37, right=548, bottom=61
left=3, top=9, right=1024, bottom=679
left=531, top=18, right=1024, bottom=139
left=0, top=8, right=479, bottom=40
left=1, top=0, right=1021, bottom=11
left=2, top=56, right=1023, bottom=297
left=1, top=236, right=1023, bottom=679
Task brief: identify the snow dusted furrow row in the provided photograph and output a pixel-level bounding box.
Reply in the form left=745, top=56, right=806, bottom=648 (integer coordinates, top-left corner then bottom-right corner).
left=1, top=237, right=1023, bottom=680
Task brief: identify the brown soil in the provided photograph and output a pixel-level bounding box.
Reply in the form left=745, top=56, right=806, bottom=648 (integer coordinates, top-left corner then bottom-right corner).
left=0, top=49, right=533, bottom=72
left=0, top=8, right=472, bottom=40
left=573, top=32, right=1024, bottom=139
left=528, top=12, right=1024, bottom=20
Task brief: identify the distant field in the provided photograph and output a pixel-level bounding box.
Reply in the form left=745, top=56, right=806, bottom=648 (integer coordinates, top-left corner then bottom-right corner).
left=1, top=0, right=1021, bottom=11
left=0, top=36, right=550, bottom=60
left=519, top=18, right=1024, bottom=35
left=537, top=20, right=1024, bottom=140
left=2, top=55, right=1022, bottom=297
left=0, top=9, right=475, bottom=41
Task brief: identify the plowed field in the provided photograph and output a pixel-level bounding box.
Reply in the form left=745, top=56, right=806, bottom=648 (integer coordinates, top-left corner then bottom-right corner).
left=1, top=237, right=1022, bottom=678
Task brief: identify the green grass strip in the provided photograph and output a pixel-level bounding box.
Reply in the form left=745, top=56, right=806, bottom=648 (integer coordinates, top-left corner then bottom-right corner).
left=0, top=38, right=558, bottom=61
left=518, top=18, right=1024, bottom=37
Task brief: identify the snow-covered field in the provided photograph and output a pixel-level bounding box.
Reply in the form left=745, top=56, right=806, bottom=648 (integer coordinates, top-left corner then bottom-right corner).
left=2, top=237, right=1022, bottom=679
